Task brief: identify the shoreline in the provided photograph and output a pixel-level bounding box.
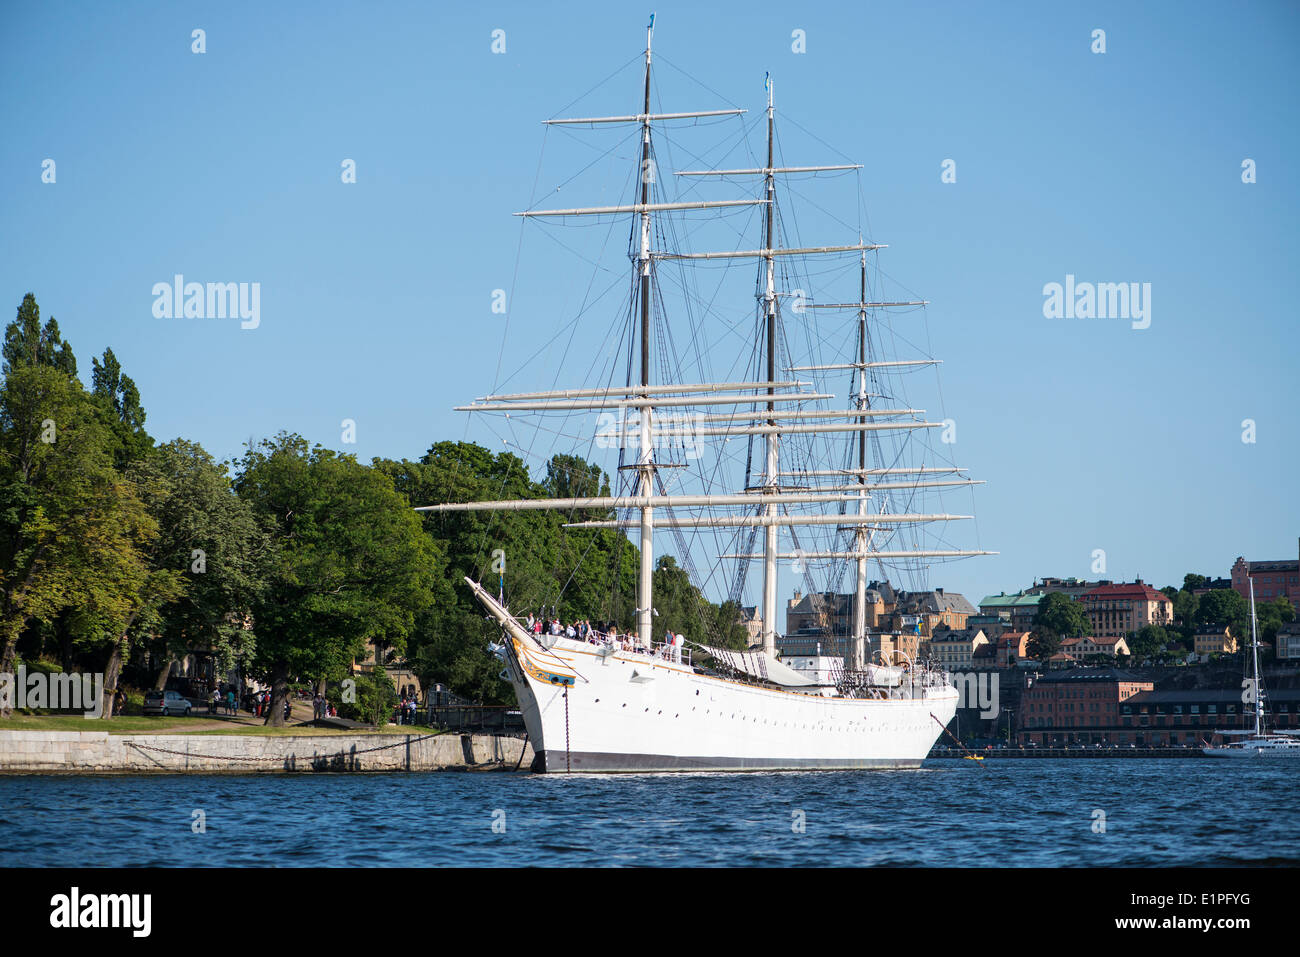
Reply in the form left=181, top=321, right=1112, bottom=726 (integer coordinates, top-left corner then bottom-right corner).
left=0, top=729, right=531, bottom=774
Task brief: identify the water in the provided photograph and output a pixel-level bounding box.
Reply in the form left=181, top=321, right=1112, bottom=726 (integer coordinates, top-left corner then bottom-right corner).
left=1, top=760, right=1295, bottom=867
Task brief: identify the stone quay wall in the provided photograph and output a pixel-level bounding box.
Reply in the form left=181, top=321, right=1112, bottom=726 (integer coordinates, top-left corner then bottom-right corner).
left=0, top=730, right=532, bottom=773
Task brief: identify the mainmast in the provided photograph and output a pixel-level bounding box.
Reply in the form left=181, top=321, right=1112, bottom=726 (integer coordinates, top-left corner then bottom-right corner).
left=636, top=16, right=656, bottom=649
left=761, top=75, right=779, bottom=658
left=851, top=250, right=869, bottom=671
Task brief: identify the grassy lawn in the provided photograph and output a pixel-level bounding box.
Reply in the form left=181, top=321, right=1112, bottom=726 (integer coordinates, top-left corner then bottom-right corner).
left=0, top=713, right=448, bottom=736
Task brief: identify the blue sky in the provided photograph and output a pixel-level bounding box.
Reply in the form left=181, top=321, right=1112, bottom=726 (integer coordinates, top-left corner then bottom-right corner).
left=2, top=1, right=1297, bottom=614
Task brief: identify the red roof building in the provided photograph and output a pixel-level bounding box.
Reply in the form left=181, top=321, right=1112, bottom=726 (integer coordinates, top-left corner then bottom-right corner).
left=1231, top=542, right=1300, bottom=604
left=1080, top=580, right=1173, bottom=639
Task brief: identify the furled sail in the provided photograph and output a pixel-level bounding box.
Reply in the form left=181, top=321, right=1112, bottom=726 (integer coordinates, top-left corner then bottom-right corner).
left=697, top=646, right=814, bottom=687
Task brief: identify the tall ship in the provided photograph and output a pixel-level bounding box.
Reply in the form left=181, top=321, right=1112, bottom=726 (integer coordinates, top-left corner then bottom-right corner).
left=420, top=18, right=994, bottom=772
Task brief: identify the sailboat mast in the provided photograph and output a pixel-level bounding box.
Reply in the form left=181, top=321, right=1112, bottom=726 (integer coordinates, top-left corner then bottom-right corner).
left=851, top=250, right=868, bottom=671
left=1249, top=577, right=1261, bottom=737
left=761, top=75, right=779, bottom=657
left=636, top=18, right=656, bottom=648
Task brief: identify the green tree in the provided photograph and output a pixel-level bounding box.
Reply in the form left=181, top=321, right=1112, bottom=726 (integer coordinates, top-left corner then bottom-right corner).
left=1255, top=596, right=1295, bottom=647
left=129, top=439, right=272, bottom=689
left=351, top=665, right=398, bottom=726
left=1128, top=624, right=1168, bottom=660
left=0, top=359, right=159, bottom=713
left=91, top=348, right=154, bottom=470
left=1196, top=589, right=1248, bottom=641
left=2, top=293, right=77, bottom=377
left=1027, top=592, right=1090, bottom=662
left=234, top=433, right=437, bottom=726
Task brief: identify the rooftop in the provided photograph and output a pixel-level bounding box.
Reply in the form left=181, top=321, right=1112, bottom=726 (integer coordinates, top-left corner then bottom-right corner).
left=1033, top=666, right=1147, bottom=683
left=1081, top=581, right=1171, bottom=603
left=980, top=591, right=1045, bottom=609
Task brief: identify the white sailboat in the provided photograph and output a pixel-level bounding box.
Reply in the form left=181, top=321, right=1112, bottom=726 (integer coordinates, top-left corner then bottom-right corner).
left=1202, top=577, right=1300, bottom=758
left=420, top=18, right=992, bottom=772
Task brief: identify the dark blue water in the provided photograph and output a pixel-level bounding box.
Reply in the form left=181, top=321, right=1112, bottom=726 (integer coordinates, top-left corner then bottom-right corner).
left=1, top=760, right=1294, bottom=867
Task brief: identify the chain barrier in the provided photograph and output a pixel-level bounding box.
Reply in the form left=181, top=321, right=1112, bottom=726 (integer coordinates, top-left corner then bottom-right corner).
left=124, top=731, right=468, bottom=763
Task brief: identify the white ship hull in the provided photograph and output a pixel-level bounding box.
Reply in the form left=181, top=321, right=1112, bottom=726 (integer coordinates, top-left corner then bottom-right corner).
left=503, top=629, right=957, bottom=773
left=1201, top=740, right=1300, bottom=758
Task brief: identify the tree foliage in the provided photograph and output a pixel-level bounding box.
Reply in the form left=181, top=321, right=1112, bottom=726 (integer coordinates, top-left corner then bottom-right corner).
left=128, top=439, right=271, bottom=681
left=234, top=433, right=437, bottom=725
left=0, top=290, right=865, bottom=720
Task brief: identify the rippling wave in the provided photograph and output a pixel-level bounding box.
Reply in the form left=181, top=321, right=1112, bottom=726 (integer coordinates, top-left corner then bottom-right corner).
left=1, top=759, right=1295, bottom=867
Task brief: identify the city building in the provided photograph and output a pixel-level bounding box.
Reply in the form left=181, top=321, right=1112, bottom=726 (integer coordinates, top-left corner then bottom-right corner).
left=1018, top=668, right=1153, bottom=746
left=996, top=631, right=1031, bottom=667
left=1231, top=543, right=1300, bottom=603
left=1276, top=622, right=1300, bottom=661
left=979, top=590, right=1046, bottom=633
left=1193, top=624, right=1237, bottom=658
left=869, top=631, right=922, bottom=667
left=971, top=642, right=998, bottom=669
left=927, top=628, right=988, bottom=669
left=737, top=606, right=763, bottom=644
left=890, top=588, right=978, bottom=636
left=1060, top=635, right=1131, bottom=659
left=1122, top=688, right=1300, bottom=746
left=1079, top=580, right=1173, bottom=638
left=785, top=583, right=894, bottom=636
left=1027, top=577, right=1110, bottom=601
left=966, top=613, right=1008, bottom=638
left=784, top=583, right=973, bottom=641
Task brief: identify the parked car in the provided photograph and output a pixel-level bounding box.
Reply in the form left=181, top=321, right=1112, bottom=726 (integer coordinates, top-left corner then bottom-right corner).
left=143, top=690, right=192, bottom=716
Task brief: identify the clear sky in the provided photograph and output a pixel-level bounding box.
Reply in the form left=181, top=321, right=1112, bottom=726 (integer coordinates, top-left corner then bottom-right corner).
left=2, top=1, right=1297, bottom=614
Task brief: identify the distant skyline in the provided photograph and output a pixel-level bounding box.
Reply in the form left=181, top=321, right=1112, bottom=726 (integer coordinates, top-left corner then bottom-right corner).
left=2, top=1, right=1297, bottom=610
